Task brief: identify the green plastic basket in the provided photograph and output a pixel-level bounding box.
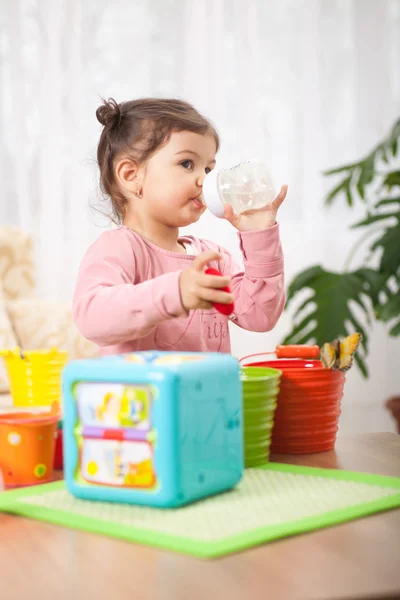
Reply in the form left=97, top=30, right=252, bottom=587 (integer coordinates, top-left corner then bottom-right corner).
left=241, top=366, right=282, bottom=467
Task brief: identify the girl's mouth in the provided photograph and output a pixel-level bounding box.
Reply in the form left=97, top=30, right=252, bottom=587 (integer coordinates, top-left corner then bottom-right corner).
left=191, top=195, right=204, bottom=209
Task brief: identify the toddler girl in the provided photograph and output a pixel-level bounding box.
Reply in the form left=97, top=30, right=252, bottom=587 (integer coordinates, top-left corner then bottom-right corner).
left=73, top=98, right=287, bottom=355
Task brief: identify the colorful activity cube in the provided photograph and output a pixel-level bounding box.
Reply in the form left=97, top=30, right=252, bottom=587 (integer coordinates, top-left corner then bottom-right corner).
left=62, top=352, right=244, bottom=507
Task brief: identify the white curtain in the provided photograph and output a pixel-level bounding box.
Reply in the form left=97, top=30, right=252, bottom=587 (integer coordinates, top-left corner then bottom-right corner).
left=1, top=0, right=399, bottom=433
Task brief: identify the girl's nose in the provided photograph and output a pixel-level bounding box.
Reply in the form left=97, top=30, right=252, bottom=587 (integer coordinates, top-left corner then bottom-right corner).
left=196, top=173, right=206, bottom=187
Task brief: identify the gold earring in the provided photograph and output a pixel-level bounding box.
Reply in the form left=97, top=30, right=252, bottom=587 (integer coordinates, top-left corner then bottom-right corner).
left=135, top=189, right=143, bottom=199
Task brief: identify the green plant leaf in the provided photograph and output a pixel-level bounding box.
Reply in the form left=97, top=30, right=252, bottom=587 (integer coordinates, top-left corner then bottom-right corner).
left=353, top=269, right=400, bottom=339
left=381, top=145, right=391, bottom=164
left=390, top=119, right=400, bottom=139
left=376, top=291, right=400, bottom=322
left=282, top=267, right=371, bottom=376
left=389, top=320, right=400, bottom=336
left=285, top=265, right=324, bottom=307
left=351, top=211, right=400, bottom=229
left=323, top=162, right=359, bottom=175
left=384, top=119, right=400, bottom=158
left=371, top=221, right=400, bottom=274
left=344, top=180, right=353, bottom=206
left=356, top=171, right=365, bottom=199
left=355, top=150, right=378, bottom=201
left=358, top=152, right=375, bottom=188
left=392, top=137, right=398, bottom=157
left=375, top=197, right=400, bottom=208
left=355, top=268, right=389, bottom=305
left=325, top=177, right=352, bottom=206
left=384, top=171, right=400, bottom=189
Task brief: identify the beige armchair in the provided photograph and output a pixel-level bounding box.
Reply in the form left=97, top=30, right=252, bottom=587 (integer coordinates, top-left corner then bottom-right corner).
left=0, top=227, right=98, bottom=401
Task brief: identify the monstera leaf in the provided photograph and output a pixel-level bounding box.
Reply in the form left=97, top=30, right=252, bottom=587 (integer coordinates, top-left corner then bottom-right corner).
left=282, top=266, right=371, bottom=376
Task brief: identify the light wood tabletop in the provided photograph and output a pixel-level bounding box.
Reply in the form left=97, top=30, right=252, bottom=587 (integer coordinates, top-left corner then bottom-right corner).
left=1, top=432, right=399, bottom=600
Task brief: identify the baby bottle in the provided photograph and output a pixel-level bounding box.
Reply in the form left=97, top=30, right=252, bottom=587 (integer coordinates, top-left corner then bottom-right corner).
left=202, top=159, right=276, bottom=218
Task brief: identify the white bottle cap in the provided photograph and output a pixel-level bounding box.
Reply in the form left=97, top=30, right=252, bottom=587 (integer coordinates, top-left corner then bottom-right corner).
left=202, top=169, right=225, bottom=218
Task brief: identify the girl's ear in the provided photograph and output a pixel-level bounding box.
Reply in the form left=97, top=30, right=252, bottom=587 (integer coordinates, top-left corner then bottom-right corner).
left=115, top=157, right=143, bottom=195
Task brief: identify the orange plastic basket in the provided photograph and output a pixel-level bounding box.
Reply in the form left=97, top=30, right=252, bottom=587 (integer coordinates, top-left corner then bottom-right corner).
left=0, top=403, right=60, bottom=487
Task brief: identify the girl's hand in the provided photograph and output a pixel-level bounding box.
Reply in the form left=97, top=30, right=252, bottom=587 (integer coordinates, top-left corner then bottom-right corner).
left=223, top=184, right=288, bottom=232
left=180, top=251, right=234, bottom=311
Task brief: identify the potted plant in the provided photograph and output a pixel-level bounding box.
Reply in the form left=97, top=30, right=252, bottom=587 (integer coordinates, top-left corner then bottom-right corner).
left=282, top=118, right=400, bottom=426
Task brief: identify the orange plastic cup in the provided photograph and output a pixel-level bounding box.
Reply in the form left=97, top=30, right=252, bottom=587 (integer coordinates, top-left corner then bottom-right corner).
left=0, top=406, right=59, bottom=488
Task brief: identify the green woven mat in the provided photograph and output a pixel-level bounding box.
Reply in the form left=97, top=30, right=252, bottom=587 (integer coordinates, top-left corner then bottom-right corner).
left=1, top=463, right=399, bottom=558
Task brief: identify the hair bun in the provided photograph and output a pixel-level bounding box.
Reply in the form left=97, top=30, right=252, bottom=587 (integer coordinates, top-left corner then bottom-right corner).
left=96, top=98, right=121, bottom=127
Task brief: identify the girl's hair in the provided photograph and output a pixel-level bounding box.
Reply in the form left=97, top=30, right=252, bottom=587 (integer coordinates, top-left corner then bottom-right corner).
left=96, top=97, right=220, bottom=222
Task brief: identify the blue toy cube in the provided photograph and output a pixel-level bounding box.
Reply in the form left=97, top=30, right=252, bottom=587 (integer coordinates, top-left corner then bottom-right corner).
left=62, top=351, right=244, bottom=508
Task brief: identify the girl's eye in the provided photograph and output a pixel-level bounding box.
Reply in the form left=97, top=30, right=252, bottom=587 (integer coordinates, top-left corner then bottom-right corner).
left=181, top=160, right=194, bottom=170
left=180, top=160, right=212, bottom=174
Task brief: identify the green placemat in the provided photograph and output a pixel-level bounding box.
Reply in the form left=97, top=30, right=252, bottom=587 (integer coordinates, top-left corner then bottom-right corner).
left=1, top=463, right=399, bottom=558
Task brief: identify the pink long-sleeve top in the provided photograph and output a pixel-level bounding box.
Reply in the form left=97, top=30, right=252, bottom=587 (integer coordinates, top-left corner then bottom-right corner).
left=73, top=224, right=285, bottom=356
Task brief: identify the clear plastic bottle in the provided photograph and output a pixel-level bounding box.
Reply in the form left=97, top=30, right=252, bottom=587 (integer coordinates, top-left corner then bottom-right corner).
left=202, top=159, right=276, bottom=218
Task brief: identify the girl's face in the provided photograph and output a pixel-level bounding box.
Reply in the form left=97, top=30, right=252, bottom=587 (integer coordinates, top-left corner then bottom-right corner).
left=139, top=130, right=217, bottom=227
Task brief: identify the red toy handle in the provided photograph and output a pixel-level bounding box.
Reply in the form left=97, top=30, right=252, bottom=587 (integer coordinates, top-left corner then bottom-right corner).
left=276, top=345, right=320, bottom=359
left=205, top=268, right=234, bottom=316
left=240, top=345, right=320, bottom=364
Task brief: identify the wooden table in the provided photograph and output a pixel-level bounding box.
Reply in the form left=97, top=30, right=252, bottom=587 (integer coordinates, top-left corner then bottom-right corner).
left=1, top=433, right=399, bottom=600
